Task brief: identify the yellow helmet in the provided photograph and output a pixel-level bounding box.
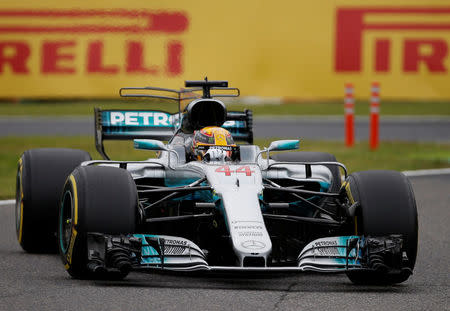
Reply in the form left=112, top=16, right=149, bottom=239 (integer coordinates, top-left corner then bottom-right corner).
left=192, top=126, right=236, bottom=161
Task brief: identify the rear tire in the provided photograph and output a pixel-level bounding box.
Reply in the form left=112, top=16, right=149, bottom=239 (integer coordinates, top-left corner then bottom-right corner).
left=16, top=148, right=91, bottom=253
left=345, top=170, right=418, bottom=285
left=58, top=166, right=137, bottom=279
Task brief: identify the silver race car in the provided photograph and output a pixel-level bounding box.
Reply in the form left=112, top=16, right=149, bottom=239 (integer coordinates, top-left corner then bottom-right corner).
left=15, top=79, right=418, bottom=284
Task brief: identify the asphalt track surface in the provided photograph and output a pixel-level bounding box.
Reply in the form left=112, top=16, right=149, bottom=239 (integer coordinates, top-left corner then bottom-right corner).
left=0, top=174, right=448, bottom=311
left=1, top=116, right=449, bottom=142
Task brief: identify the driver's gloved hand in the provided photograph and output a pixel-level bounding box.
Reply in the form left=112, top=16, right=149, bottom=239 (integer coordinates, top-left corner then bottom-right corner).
left=203, top=148, right=227, bottom=162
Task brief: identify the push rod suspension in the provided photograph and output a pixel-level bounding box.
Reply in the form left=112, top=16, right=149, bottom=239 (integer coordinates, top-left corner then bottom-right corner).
left=142, top=178, right=208, bottom=211
left=263, top=182, right=338, bottom=217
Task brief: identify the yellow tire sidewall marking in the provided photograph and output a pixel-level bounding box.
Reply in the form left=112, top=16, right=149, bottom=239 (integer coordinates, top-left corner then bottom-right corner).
left=66, top=228, right=77, bottom=265
left=344, top=181, right=355, bottom=205
left=343, top=180, right=358, bottom=235
left=69, top=174, right=78, bottom=226
left=65, top=174, right=79, bottom=266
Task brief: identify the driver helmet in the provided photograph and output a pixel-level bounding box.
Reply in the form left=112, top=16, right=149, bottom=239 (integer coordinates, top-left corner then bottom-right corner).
left=192, top=126, right=236, bottom=161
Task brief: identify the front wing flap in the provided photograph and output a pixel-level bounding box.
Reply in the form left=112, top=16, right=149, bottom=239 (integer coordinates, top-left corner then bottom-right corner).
left=86, top=233, right=408, bottom=274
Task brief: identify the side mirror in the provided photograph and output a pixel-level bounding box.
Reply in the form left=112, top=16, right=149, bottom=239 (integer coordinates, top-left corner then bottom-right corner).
left=134, top=139, right=168, bottom=151
left=268, top=140, right=300, bottom=151
left=255, top=139, right=300, bottom=164
left=134, top=139, right=179, bottom=169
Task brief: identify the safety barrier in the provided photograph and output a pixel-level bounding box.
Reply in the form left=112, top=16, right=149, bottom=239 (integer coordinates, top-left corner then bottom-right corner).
left=370, top=83, right=380, bottom=150
left=345, top=82, right=381, bottom=150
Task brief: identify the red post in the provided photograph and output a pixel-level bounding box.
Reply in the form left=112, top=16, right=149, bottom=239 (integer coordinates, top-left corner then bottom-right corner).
left=370, top=82, right=380, bottom=150
left=344, top=83, right=355, bottom=147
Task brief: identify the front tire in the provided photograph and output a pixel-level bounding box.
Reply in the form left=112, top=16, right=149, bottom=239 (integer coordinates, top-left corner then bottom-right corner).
left=345, top=170, right=418, bottom=285
left=58, top=166, right=137, bottom=279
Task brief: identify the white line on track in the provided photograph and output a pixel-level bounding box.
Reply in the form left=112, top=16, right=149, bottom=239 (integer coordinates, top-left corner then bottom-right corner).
left=0, top=199, right=15, bottom=206
left=402, top=168, right=450, bottom=177
left=0, top=168, right=449, bottom=206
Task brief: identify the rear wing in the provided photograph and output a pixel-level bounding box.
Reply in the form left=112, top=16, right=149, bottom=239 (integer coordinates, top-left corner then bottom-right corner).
left=95, top=108, right=176, bottom=160
left=95, top=108, right=253, bottom=160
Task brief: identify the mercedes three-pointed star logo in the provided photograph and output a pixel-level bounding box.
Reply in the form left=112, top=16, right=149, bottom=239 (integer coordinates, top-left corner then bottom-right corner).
left=241, top=240, right=266, bottom=250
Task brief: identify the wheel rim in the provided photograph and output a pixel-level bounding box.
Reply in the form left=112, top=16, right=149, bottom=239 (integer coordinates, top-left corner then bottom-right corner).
left=59, top=190, right=73, bottom=253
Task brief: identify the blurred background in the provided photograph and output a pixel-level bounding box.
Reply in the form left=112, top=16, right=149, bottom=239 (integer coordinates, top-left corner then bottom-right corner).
left=0, top=0, right=449, bottom=198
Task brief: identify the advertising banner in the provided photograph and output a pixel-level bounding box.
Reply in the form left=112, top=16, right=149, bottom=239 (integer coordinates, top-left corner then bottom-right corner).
left=0, top=0, right=449, bottom=99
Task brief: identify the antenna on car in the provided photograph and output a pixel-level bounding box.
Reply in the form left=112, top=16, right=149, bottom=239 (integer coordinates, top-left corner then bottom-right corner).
left=185, top=77, right=228, bottom=99
left=204, top=76, right=209, bottom=98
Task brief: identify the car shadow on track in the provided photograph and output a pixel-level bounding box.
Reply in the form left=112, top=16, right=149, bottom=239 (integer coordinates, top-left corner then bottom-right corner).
left=89, top=271, right=417, bottom=294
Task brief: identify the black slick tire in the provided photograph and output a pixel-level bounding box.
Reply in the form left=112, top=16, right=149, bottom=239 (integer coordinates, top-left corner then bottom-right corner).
left=58, top=166, right=137, bottom=279
left=16, top=148, right=91, bottom=253
left=345, top=170, right=418, bottom=285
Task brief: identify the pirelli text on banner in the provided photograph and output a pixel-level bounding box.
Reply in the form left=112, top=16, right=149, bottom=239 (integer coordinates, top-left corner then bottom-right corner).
left=0, top=9, right=188, bottom=76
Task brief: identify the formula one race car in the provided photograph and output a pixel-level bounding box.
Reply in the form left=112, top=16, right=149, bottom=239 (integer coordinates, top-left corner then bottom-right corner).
left=15, top=79, right=418, bottom=284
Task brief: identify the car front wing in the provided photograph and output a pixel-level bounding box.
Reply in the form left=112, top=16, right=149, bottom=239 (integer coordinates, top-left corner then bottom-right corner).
left=85, top=233, right=410, bottom=275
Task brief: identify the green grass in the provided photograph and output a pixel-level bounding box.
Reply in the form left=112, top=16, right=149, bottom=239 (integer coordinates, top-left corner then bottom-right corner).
left=0, top=99, right=449, bottom=116
left=1, top=136, right=449, bottom=199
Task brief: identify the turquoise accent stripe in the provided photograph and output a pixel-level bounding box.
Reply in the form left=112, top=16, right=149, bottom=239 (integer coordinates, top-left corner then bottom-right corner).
left=222, top=120, right=246, bottom=129
left=336, top=236, right=360, bottom=265
left=318, top=181, right=331, bottom=192
left=133, top=234, right=161, bottom=264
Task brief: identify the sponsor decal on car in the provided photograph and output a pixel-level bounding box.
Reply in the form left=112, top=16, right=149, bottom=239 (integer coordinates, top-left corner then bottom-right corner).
left=239, top=232, right=263, bottom=237
left=164, top=238, right=188, bottom=246
left=313, top=240, right=340, bottom=257
left=104, top=111, right=173, bottom=127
